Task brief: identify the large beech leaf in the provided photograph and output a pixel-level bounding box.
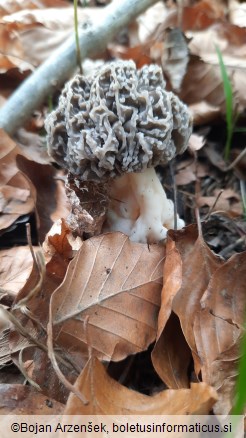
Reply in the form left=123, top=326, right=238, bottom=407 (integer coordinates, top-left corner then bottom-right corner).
left=64, top=356, right=217, bottom=415
left=50, top=232, right=165, bottom=362
left=152, top=237, right=191, bottom=388
left=170, top=225, right=223, bottom=365
left=193, top=251, right=246, bottom=413
left=151, top=224, right=246, bottom=413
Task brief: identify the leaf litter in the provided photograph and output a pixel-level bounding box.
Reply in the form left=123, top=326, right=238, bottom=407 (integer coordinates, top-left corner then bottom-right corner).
left=0, top=0, right=245, bottom=420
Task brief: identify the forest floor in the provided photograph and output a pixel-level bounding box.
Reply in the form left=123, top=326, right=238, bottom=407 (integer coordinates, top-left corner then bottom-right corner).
left=0, top=0, right=245, bottom=429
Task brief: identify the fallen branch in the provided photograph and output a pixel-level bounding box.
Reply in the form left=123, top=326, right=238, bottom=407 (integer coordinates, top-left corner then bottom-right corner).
left=0, top=0, right=158, bottom=136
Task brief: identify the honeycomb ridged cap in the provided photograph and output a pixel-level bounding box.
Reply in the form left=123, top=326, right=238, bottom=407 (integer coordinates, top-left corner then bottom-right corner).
left=45, top=60, right=192, bottom=181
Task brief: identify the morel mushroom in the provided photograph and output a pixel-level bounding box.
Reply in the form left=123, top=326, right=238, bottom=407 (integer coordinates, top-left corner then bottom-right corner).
left=45, top=60, right=192, bottom=243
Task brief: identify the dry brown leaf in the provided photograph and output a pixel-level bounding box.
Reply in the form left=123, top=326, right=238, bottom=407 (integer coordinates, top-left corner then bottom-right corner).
left=15, top=129, right=51, bottom=165
left=64, top=356, right=217, bottom=415
left=152, top=237, right=191, bottom=388
left=189, top=101, right=221, bottom=126
left=161, top=28, right=189, bottom=92
left=0, top=246, right=39, bottom=295
left=108, top=44, right=152, bottom=69
left=151, top=225, right=223, bottom=388
left=186, top=25, right=246, bottom=110
left=17, top=155, right=69, bottom=242
left=176, top=160, right=208, bottom=186
left=159, top=1, right=225, bottom=33
left=43, top=218, right=82, bottom=263
left=193, top=251, right=246, bottom=413
left=170, top=226, right=223, bottom=369
left=151, top=225, right=246, bottom=413
left=0, top=5, right=102, bottom=70
left=197, top=189, right=243, bottom=216
left=0, top=384, right=64, bottom=414
left=183, top=1, right=225, bottom=28
left=0, top=0, right=71, bottom=72
left=0, top=0, right=69, bottom=17
left=0, top=238, right=72, bottom=388
left=51, top=232, right=165, bottom=362
left=0, top=130, right=36, bottom=231
left=180, top=55, right=227, bottom=111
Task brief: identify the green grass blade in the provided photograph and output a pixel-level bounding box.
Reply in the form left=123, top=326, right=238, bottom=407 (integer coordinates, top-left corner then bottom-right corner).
left=231, top=325, right=246, bottom=415
left=74, top=0, right=82, bottom=74
left=215, top=45, right=234, bottom=161
left=233, top=127, right=246, bottom=133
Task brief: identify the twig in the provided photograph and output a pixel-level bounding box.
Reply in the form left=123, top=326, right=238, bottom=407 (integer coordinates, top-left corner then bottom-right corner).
left=0, top=0, right=159, bottom=136
left=219, top=236, right=245, bottom=258
left=203, top=190, right=224, bottom=221
left=12, top=347, right=42, bottom=391
left=225, top=147, right=246, bottom=171
left=26, top=223, right=39, bottom=273
left=47, top=301, right=88, bottom=405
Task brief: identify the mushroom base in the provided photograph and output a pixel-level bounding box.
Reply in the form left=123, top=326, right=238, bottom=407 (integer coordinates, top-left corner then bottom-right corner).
left=104, top=168, right=184, bottom=244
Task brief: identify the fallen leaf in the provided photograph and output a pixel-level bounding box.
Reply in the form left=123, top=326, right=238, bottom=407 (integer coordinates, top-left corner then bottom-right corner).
left=15, top=129, right=51, bottom=165
left=108, top=44, right=152, bottom=69
left=161, top=28, right=189, bottom=92
left=0, top=246, right=38, bottom=294
left=0, top=384, right=64, bottom=414
left=17, top=155, right=69, bottom=242
left=43, top=218, right=82, bottom=263
left=197, top=189, right=242, bottom=216
left=0, top=0, right=69, bottom=17
left=189, top=101, right=221, bottom=126
left=64, top=356, right=217, bottom=414
left=151, top=224, right=246, bottom=413
left=183, top=0, right=225, bottom=29
left=0, top=130, right=36, bottom=231
left=50, top=232, right=165, bottom=362
left=0, top=5, right=102, bottom=70
left=185, top=24, right=246, bottom=111
left=176, top=160, right=208, bottom=186
left=180, top=55, right=227, bottom=111
left=151, top=225, right=223, bottom=388
left=171, top=226, right=223, bottom=368
left=193, top=251, right=246, bottom=413
left=152, top=238, right=191, bottom=388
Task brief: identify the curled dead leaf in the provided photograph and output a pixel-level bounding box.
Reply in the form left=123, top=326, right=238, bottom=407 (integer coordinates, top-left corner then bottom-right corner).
left=150, top=224, right=246, bottom=413
left=64, top=356, right=218, bottom=415
left=193, top=251, right=246, bottom=413
left=152, top=238, right=191, bottom=389
left=43, top=218, right=82, bottom=263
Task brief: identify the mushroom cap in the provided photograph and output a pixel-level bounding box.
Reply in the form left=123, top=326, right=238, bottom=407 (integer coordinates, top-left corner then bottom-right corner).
left=45, top=60, right=192, bottom=182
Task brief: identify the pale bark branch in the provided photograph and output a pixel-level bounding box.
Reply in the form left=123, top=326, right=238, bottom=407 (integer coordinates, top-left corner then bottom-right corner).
left=0, top=0, right=158, bottom=136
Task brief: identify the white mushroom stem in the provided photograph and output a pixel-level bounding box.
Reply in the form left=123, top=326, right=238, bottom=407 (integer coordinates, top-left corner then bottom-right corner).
left=105, top=168, right=184, bottom=244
